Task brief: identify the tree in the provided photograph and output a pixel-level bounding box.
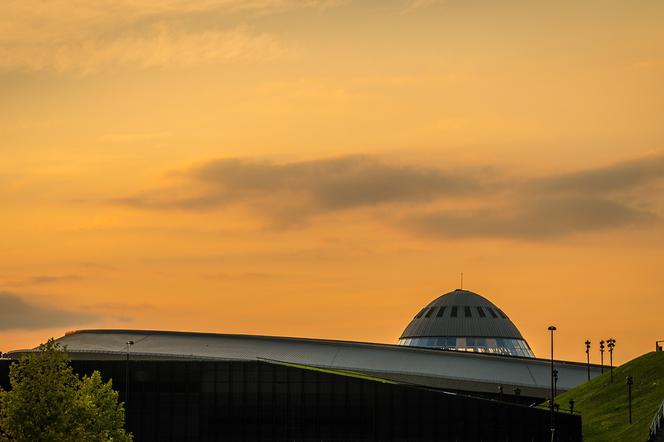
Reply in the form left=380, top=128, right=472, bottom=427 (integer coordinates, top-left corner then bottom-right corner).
left=0, top=339, right=132, bottom=442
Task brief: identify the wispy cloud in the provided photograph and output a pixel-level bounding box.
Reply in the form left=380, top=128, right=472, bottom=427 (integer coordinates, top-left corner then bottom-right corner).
left=99, top=131, right=171, bottom=143
left=115, top=152, right=664, bottom=239
left=1, top=274, right=83, bottom=288
left=0, top=0, right=343, bottom=73
left=407, top=0, right=447, bottom=11
left=0, top=292, right=98, bottom=331
left=0, top=26, right=287, bottom=74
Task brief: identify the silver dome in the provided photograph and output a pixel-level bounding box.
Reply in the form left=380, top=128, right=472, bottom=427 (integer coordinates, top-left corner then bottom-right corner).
left=398, top=289, right=534, bottom=358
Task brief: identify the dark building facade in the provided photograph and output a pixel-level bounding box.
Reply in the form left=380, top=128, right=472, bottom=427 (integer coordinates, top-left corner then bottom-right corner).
left=1, top=359, right=582, bottom=441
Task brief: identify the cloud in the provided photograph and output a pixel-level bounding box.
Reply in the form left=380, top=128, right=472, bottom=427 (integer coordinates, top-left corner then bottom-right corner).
left=116, top=155, right=485, bottom=225
left=0, top=292, right=99, bottom=331
left=407, top=0, right=447, bottom=11
left=0, top=0, right=344, bottom=73
left=402, top=153, right=664, bottom=239
left=404, top=196, right=655, bottom=239
left=116, top=152, right=664, bottom=239
left=1, top=274, right=83, bottom=288
left=99, top=131, right=171, bottom=143
left=0, top=26, right=286, bottom=74
left=533, top=152, right=664, bottom=195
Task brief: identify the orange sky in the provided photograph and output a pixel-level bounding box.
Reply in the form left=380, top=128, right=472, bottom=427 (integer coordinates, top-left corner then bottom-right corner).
left=2, top=0, right=664, bottom=365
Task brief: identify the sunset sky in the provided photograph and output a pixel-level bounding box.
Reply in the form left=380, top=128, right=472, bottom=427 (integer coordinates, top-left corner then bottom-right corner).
left=2, top=0, right=664, bottom=364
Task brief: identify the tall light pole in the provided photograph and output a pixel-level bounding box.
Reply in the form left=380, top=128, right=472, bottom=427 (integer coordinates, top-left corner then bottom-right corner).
left=599, top=340, right=605, bottom=374
left=626, top=375, right=633, bottom=424
left=585, top=340, right=591, bottom=381
left=125, top=340, right=134, bottom=408
left=548, top=325, right=557, bottom=442
left=607, top=338, right=616, bottom=382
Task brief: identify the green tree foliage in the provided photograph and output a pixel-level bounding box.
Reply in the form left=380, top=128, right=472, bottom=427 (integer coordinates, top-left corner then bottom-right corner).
left=0, top=339, right=132, bottom=442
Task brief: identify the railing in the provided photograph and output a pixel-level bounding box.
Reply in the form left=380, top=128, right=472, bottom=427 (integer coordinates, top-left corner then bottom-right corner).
left=649, top=399, right=664, bottom=441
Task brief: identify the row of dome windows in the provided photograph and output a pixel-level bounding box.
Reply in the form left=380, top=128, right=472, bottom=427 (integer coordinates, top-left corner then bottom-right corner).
left=413, top=305, right=508, bottom=320
left=397, top=337, right=535, bottom=358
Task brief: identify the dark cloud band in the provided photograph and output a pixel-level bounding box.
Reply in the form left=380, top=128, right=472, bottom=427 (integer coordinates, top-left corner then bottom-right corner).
left=115, top=152, right=663, bottom=239
left=0, top=292, right=98, bottom=331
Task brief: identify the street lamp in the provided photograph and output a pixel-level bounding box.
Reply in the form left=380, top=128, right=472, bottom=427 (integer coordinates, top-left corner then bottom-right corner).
left=125, top=340, right=134, bottom=407
left=626, top=375, right=633, bottom=424
left=569, top=399, right=575, bottom=415
left=585, top=340, right=591, bottom=381
left=599, top=340, right=605, bottom=374
left=553, top=369, right=559, bottom=398
left=607, top=338, right=616, bottom=382
left=548, top=325, right=557, bottom=442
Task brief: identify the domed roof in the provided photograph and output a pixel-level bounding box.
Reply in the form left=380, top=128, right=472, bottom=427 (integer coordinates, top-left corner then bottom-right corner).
left=399, top=289, right=526, bottom=340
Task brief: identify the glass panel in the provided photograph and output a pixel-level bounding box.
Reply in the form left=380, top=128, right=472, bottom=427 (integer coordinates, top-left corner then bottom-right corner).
left=436, top=306, right=447, bottom=317
left=425, top=307, right=436, bottom=318
left=464, top=307, right=472, bottom=318
left=414, top=307, right=427, bottom=319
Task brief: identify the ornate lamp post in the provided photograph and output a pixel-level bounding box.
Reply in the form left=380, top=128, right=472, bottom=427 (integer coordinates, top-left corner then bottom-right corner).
left=599, top=340, right=605, bottom=374
left=607, top=338, right=616, bottom=382
left=553, top=369, right=559, bottom=398
left=548, top=325, right=557, bottom=442
left=585, top=340, right=591, bottom=381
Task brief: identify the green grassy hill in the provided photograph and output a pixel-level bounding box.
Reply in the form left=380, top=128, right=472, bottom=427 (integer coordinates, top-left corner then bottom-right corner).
left=555, top=351, right=664, bottom=442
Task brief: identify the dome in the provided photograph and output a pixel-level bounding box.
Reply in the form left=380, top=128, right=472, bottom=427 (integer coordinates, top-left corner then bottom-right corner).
left=398, top=289, right=535, bottom=358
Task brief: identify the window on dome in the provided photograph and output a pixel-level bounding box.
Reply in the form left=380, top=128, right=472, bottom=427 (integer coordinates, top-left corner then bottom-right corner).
left=436, top=306, right=447, bottom=317
left=414, top=308, right=427, bottom=319
left=464, top=306, right=472, bottom=317
left=425, top=307, right=436, bottom=318
left=496, top=309, right=508, bottom=319
left=486, top=307, right=498, bottom=318
left=450, top=306, right=458, bottom=317
left=476, top=307, right=486, bottom=318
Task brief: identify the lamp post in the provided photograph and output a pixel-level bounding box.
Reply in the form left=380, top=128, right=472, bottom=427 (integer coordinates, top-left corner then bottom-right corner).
left=569, top=399, right=575, bottom=415
left=627, top=375, right=633, bottom=424
left=548, top=325, right=557, bottom=442
left=125, top=340, right=134, bottom=407
left=599, top=340, right=605, bottom=374
left=553, top=369, right=559, bottom=398
left=585, top=340, right=591, bottom=381
left=607, top=338, right=616, bottom=382
left=498, top=385, right=503, bottom=402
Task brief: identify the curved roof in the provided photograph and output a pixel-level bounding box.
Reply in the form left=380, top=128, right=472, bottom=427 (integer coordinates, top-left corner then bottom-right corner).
left=399, top=289, right=526, bottom=340
left=5, top=329, right=602, bottom=398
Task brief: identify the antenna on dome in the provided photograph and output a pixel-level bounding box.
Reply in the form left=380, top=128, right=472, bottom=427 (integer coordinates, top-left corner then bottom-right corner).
left=460, top=272, right=464, bottom=290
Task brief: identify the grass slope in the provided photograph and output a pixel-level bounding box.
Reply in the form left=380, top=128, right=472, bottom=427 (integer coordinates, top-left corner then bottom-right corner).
left=555, top=351, right=664, bottom=442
